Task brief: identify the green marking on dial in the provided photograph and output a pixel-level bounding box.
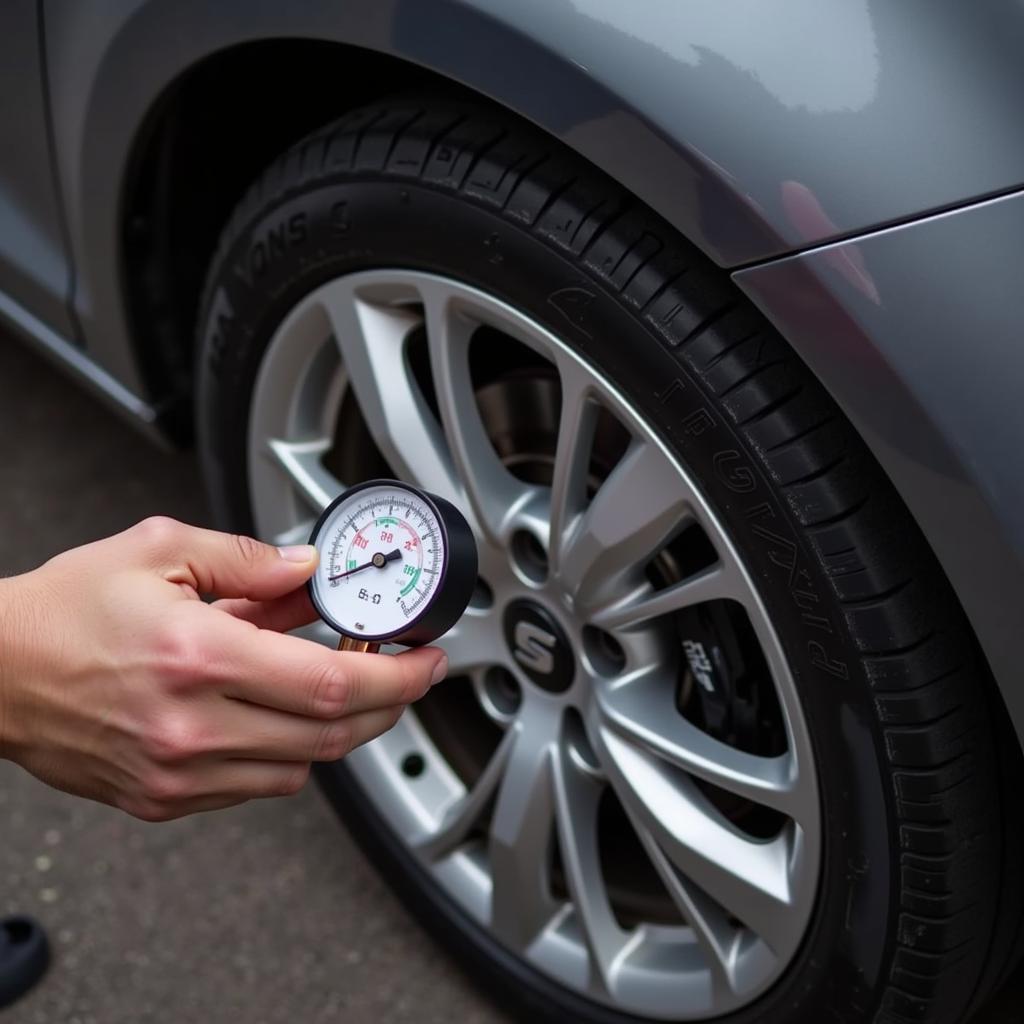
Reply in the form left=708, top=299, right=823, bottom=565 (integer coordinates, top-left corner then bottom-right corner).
left=400, top=567, right=422, bottom=597
left=347, top=558, right=357, bottom=569
left=376, top=516, right=399, bottom=527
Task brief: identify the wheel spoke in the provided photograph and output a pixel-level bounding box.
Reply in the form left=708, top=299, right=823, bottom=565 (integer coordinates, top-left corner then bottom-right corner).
left=595, top=725, right=805, bottom=955
left=633, top=823, right=745, bottom=997
left=437, top=608, right=500, bottom=675
left=270, top=518, right=318, bottom=548
left=547, top=359, right=600, bottom=576
left=248, top=269, right=822, bottom=1017
left=488, top=707, right=561, bottom=950
left=590, top=561, right=744, bottom=632
left=596, top=671, right=802, bottom=819
left=558, top=439, right=694, bottom=607
left=422, top=285, right=535, bottom=542
left=415, top=725, right=517, bottom=860
left=317, top=278, right=461, bottom=502
left=266, top=437, right=338, bottom=513
left=552, top=739, right=631, bottom=995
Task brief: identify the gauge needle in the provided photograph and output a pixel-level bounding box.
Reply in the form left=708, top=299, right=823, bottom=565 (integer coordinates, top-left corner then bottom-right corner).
left=328, top=548, right=402, bottom=581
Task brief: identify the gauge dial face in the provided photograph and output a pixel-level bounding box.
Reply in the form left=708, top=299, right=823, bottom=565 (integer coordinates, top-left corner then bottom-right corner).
left=309, top=483, right=447, bottom=641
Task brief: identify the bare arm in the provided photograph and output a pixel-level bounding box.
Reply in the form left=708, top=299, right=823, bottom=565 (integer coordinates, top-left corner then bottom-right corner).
left=0, top=517, right=446, bottom=821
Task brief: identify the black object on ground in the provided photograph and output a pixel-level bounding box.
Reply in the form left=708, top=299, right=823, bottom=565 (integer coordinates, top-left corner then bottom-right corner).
left=0, top=915, right=49, bottom=1008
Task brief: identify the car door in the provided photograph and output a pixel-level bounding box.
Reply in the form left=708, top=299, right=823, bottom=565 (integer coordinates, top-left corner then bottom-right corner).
left=0, top=1, right=74, bottom=339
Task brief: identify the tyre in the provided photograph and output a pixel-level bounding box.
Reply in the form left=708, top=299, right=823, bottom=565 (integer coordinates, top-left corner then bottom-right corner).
left=196, top=97, right=1019, bottom=1024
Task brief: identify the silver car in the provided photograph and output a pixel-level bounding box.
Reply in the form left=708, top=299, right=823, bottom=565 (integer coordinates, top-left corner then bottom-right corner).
left=3, top=3, right=1023, bottom=1023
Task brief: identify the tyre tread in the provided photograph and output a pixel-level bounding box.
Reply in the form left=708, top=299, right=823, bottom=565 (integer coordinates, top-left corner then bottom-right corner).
left=197, top=96, right=1020, bottom=1024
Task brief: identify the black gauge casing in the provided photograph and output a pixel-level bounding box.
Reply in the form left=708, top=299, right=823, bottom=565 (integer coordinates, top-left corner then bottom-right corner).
left=307, top=479, right=478, bottom=647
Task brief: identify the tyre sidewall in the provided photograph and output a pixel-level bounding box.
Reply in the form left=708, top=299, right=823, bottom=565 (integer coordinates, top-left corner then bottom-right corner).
left=198, top=178, right=894, bottom=1024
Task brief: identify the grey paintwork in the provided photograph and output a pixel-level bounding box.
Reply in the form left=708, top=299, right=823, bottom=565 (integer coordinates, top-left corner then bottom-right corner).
left=0, top=2, right=73, bottom=337
left=735, top=189, right=1024, bottom=741
left=40, top=0, right=1024, bottom=398
left=0, top=0, right=1020, bottom=730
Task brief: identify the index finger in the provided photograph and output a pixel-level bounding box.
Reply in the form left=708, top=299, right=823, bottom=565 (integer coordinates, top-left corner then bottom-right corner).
left=212, top=585, right=318, bottom=633
left=205, top=616, right=448, bottom=718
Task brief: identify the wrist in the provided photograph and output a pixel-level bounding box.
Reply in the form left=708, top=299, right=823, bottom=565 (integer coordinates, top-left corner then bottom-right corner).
left=0, top=571, right=44, bottom=763
left=0, top=575, right=16, bottom=759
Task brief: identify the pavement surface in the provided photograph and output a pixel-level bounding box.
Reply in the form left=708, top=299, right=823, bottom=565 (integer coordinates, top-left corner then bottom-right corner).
left=0, top=333, right=1021, bottom=1024
left=0, top=337, right=503, bottom=1024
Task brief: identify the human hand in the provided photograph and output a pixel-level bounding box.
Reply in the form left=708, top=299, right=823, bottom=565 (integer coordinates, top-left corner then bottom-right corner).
left=0, top=517, right=447, bottom=821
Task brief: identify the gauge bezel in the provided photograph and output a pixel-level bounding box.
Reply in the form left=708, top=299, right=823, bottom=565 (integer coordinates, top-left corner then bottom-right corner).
left=307, top=478, right=476, bottom=646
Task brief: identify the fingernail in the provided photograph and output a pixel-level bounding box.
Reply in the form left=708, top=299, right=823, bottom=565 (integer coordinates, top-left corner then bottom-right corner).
left=278, top=544, right=317, bottom=563
left=430, top=655, right=449, bottom=686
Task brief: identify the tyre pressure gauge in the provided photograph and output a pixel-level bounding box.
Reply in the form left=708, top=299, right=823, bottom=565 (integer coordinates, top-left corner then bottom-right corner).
left=308, top=479, right=478, bottom=652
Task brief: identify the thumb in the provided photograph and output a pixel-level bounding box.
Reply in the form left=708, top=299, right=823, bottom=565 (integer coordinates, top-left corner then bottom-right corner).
left=155, top=521, right=319, bottom=600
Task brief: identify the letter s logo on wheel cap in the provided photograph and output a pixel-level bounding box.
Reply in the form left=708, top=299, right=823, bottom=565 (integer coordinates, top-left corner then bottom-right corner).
left=503, top=600, right=575, bottom=693
left=513, top=621, right=557, bottom=675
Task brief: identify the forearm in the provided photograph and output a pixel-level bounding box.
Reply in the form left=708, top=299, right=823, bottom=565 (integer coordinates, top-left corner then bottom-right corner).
left=0, top=567, right=59, bottom=765
left=0, top=573, right=23, bottom=761
left=0, top=519, right=444, bottom=820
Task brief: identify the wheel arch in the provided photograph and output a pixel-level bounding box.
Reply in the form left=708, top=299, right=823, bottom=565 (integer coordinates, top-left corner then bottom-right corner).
left=118, top=39, right=445, bottom=440
left=49, top=0, right=770, bottom=434
left=44, top=2, right=1024, bottom=750
left=47, top=0, right=1024, bottom=431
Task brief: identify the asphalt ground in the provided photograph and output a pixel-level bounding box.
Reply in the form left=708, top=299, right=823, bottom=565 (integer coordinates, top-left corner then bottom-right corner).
left=0, top=333, right=1020, bottom=1024
left=0, top=336, right=503, bottom=1024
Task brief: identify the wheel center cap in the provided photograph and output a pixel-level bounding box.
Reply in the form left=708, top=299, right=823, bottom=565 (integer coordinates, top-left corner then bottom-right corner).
left=503, top=599, right=576, bottom=693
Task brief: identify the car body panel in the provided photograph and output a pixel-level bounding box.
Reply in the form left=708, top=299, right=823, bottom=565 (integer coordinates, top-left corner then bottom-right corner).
left=41, top=0, right=1024, bottom=396
left=0, top=0, right=1017, bottom=736
left=734, top=189, right=1024, bottom=740
left=0, top=1, right=73, bottom=337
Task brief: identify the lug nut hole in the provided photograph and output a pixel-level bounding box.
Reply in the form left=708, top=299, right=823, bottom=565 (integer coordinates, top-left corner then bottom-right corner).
left=565, top=708, right=601, bottom=774
left=482, top=666, right=523, bottom=716
left=470, top=576, right=494, bottom=610
left=583, top=626, right=626, bottom=677
left=510, top=531, right=548, bottom=583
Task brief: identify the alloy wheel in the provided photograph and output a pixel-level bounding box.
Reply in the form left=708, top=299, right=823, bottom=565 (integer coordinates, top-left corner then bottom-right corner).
left=246, top=269, right=821, bottom=1020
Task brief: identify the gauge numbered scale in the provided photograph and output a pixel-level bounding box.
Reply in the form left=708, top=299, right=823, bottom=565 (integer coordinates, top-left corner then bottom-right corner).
left=308, top=480, right=477, bottom=652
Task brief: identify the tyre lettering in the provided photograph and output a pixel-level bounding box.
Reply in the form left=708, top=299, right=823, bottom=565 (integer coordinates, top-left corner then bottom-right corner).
left=744, top=501, right=848, bottom=676
left=808, top=640, right=850, bottom=679
left=330, top=200, right=350, bottom=236
left=680, top=408, right=715, bottom=437
left=750, top=522, right=798, bottom=585
left=483, top=232, right=504, bottom=266
left=713, top=450, right=757, bottom=494
left=653, top=389, right=851, bottom=683
left=288, top=212, right=308, bottom=245
left=547, top=285, right=595, bottom=338
left=656, top=379, right=685, bottom=404
left=232, top=212, right=309, bottom=289
left=205, top=286, right=235, bottom=378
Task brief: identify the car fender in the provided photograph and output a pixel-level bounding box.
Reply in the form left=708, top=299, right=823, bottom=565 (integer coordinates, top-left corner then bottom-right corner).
left=44, top=0, right=1024, bottom=392
left=735, top=190, right=1024, bottom=745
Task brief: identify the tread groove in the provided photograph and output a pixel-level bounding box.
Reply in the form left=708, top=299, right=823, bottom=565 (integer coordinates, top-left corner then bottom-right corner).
left=423, top=113, right=470, bottom=172
left=457, top=128, right=509, bottom=190
left=578, top=205, right=631, bottom=260
left=841, top=577, right=912, bottom=609
left=498, top=153, right=550, bottom=212
left=617, top=239, right=663, bottom=295
left=194, top=96, right=1016, bottom=1024
left=638, top=268, right=690, bottom=316
left=718, top=357, right=790, bottom=400
left=699, top=328, right=759, bottom=371
left=764, top=415, right=836, bottom=454
left=677, top=303, right=737, bottom=351
left=382, top=108, right=426, bottom=168
left=530, top=175, right=577, bottom=228
left=736, top=385, right=803, bottom=428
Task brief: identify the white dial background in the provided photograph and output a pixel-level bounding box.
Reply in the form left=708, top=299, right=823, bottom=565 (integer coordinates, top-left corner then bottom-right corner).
left=311, top=484, right=446, bottom=639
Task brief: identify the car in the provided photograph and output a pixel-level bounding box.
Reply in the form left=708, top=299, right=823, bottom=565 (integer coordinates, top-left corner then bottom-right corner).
left=3, top=3, right=1024, bottom=1023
